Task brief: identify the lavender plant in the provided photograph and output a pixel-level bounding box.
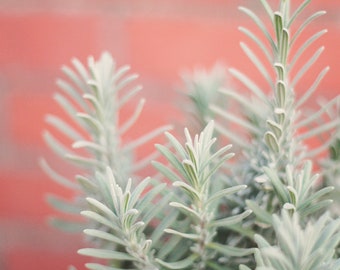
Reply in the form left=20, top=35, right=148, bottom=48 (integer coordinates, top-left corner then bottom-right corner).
left=42, top=0, right=340, bottom=269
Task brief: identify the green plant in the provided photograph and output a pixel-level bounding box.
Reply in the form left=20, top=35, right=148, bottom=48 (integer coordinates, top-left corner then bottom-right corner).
left=42, top=0, right=340, bottom=269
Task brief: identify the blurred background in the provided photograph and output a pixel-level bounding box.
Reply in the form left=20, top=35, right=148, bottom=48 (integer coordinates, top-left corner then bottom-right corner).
left=0, top=0, right=339, bottom=269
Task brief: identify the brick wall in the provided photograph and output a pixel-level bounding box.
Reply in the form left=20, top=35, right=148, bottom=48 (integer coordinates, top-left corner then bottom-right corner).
left=0, top=1, right=339, bottom=269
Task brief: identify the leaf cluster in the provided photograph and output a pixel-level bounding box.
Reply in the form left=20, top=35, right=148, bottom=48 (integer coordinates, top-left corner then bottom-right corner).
left=41, top=1, right=340, bottom=270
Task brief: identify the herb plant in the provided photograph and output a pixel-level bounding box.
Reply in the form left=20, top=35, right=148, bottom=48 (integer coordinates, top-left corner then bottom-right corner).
left=42, top=0, right=340, bottom=269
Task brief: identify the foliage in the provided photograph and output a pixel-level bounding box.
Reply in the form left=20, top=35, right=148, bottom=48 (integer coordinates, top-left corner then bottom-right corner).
left=41, top=0, right=340, bottom=269
left=242, top=210, right=340, bottom=270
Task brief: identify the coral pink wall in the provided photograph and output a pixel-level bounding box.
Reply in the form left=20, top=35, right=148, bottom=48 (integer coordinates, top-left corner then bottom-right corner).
left=0, top=1, right=339, bottom=269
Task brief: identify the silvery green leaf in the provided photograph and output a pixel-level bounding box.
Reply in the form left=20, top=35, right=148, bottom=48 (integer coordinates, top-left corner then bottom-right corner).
left=274, top=12, right=283, bottom=44
left=254, top=211, right=340, bottom=270
left=289, top=29, right=327, bottom=71
left=300, top=199, right=333, bottom=218
left=56, top=78, right=88, bottom=110
left=274, top=107, right=286, bottom=124
left=274, top=63, right=285, bottom=80
left=288, top=0, right=312, bottom=27
left=83, top=229, right=125, bottom=246
left=260, top=0, right=273, bottom=19
left=207, top=242, right=255, bottom=257
left=291, top=46, right=325, bottom=88
left=298, top=186, right=334, bottom=212
left=209, top=209, right=252, bottom=228
left=78, top=248, right=135, bottom=261
left=240, top=42, right=273, bottom=88
left=115, top=74, right=139, bottom=92
left=85, top=263, right=129, bottom=270
left=296, top=66, right=329, bottom=108
left=229, top=68, right=268, bottom=102
left=239, top=265, right=252, bottom=270
left=39, top=158, right=79, bottom=190
left=82, top=93, right=104, bottom=120
left=62, top=65, right=91, bottom=95
left=276, top=80, right=286, bottom=108
left=43, top=130, right=73, bottom=158
left=219, top=88, right=261, bottom=117
left=132, top=150, right=161, bottom=172
left=81, top=210, right=119, bottom=232
left=155, top=144, right=187, bottom=178
left=48, top=217, right=85, bottom=233
left=239, top=26, right=272, bottom=62
left=142, top=193, right=171, bottom=226
left=214, top=122, right=249, bottom=148
left=264, top=131, right=280, bottom=153
left=142, top=239, right=152, bottom=253
left=118, top=99, right=145, bottom=135
left=46, top=194, right=80, bottom=214
left=279, top=28, right=289, bottom=65
left=137, top=182, right=167, bottom=214
left=72, top=140, right=106, bottom=154
left=206, top=185, right=247, bottom=206
left=290, top=11, right=326, bottom=47
left=164, top=228, right=200, bottom=240
left=65, top=154, right=106, bottom=170
left=173, top=181, right=200, bottom=202
left=86, top=197, right=118, bottom=221
left=127, top=177, right=151, bottom=208
left=164, top=131, right=188, bottom=158
left=286, top=186, right=297, bottom=206
left=45, top=114, right=83, bottom=141
left=53, top=93, right=81, bottom=125
left=124, top=124, right=172, bottom=151
left=156, top=255, right=197, bottom=270
left=71, top=57, right=89, bottom=82
left=211, top=105, right=261, bottom=135
left=152, top=161, right=181, bottom=183
left=118, top=85, right=143, bottom=109
left=297, top=117, right=339, bottom=140
left=201, top=143, right=233, bottom=171
left=182, top=159, right=198, bottom=186
left=150, top=208, right=179, bottom=245
left=283, top=203, right=295, bottom=211
left=76, top=175, right=98, bottom=193
left=296, top=97, right=338, bottom=128
left=266, top=120, right=282, bottom=138
left=169, top=202, right=200, bottom=220
left=201, top=152, right=235, bottom=184
left=128, top=221, right=145, bottom=235
left=77, top=112, right=104, bottom=134
left=239, top=6, right=276, bottom=51
left=263, top=167, right=290, bottom=203
left=112, top=64, right=130, bottom=83
left=246, top=200, right=272, bottom=225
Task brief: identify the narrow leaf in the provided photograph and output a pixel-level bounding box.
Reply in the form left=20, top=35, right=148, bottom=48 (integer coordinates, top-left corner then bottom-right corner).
left=246, top=200, right=273, bottom=225
left=209, top=209, right=252, bottom=228
left=156, top=255, right=197, bottom=270
left=264, top=131, right=280, bottom=153
left=78, top=248, right=135, bottom=261
left=208, top=242, right=255, bottom=257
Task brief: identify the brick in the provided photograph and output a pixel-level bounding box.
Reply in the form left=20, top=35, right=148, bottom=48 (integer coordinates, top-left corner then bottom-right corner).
left=0, top=12, right=101, bottom=69
left=126, top=17, right=244, bottom=82
left=0, top=219, right=86, bottom=270
left=126, top=15, right=339, bottom=100
left=4, top=247, right=87, bottom=270
left=4, top=71, right=87, bottom=148
left=0, top=168, right=78, bottom=223
left=6, top=90, right=57, bottom=147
